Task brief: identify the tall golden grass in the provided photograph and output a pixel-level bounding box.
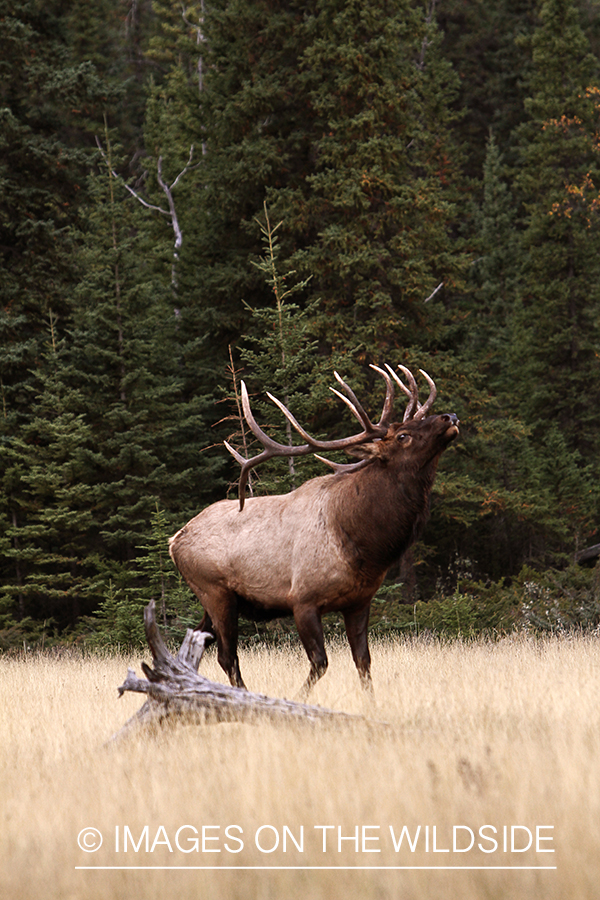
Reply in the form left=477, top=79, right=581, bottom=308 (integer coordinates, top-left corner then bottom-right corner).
left=1, top=631, right=598, bottom=899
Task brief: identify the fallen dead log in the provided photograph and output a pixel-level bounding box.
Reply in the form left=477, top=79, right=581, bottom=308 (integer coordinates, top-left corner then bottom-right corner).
left=109, top=600, right=386, bottom=742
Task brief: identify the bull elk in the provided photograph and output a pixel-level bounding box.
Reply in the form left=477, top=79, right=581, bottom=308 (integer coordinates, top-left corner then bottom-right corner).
left=169, top=364, right=459, bottom=696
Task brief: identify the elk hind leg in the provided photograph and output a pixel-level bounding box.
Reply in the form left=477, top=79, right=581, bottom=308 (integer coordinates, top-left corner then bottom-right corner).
left=194, top=610, right=216, bottom=647
left=293, top=606, right=328, bottom=698
left=191, top=585, right=246, bottom=689
left=343, top=605, right=373, bottom=693
left=216, top=599, right=245, bottom=689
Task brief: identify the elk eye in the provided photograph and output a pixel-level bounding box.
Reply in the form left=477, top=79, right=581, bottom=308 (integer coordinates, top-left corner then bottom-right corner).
left=396, top=432, right=409, bottom=442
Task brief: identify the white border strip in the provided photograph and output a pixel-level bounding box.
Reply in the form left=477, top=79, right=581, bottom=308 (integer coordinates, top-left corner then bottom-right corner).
left=76, top=865, right=557, bottom=871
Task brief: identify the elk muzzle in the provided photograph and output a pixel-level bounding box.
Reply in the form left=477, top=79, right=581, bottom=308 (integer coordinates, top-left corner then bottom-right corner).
left=441, top=413, right=460, bottom=440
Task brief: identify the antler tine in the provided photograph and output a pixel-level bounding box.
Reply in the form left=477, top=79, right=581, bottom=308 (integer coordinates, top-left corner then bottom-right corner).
left=384, top=364, right=411, bottom=399
left=398, top=366, right=420, bottom=421
left=241, top=382, right=309, bottom=454
left=331, top=370, right=374, bottom=431
left=314, top=455, right=373, bottom=475
left=413, top=369, right=437, bottom=420
left=370, top=364, right=396, bottom=428
left=331, top=367, right=396, bottom=432
left=266, top=391, right=318, bottom=443
left=329, top=388, right=370, bottom=429
left=385, top=365, right=419, bottom=421
left=228, top=382, right=313, bottom=510
left=224, top=440, right=247, bottom=467
left=224, top=441, right=269, bottom=511
left=267, top=389, right=373, bottom=446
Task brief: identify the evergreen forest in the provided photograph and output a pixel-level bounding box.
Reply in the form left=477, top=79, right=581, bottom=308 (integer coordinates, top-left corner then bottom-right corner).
left=2, top=0, right=600, bottom=649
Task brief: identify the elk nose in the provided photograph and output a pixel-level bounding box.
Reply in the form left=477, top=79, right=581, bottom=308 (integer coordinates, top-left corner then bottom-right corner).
left=443, top=413, right=460, bottom=426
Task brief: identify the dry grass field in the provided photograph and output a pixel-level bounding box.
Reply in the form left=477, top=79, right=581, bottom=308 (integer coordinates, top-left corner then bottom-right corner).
left=1, top=631, right=598, bottom=900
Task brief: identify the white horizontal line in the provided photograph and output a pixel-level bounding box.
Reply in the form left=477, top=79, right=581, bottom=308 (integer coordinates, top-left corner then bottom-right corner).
left=76, top=865, right=558, bottom=871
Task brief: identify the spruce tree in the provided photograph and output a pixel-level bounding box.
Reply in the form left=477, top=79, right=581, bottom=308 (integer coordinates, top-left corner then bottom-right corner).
left=510, top=0, right=600, bottom=559
left=276, top=0, right=466, bottom=357
left=0, top=320, right=101, bottom=631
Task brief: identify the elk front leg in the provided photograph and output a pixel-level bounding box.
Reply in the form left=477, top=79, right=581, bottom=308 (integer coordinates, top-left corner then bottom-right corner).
left=293, top=606, right=328, bottom=698
left=343, top=605, right=373, bottom=692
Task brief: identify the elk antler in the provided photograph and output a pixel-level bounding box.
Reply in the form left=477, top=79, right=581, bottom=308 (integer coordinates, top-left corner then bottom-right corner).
left=225, top=364, right=436, bottom=509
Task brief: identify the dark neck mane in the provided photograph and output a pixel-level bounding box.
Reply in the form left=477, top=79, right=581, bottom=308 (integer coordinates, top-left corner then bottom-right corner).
left=330, top=456, right=441, bottom=574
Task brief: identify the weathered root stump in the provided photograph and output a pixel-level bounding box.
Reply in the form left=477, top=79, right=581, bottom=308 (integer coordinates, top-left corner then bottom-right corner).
left=110, top=600, right=385, bottom=742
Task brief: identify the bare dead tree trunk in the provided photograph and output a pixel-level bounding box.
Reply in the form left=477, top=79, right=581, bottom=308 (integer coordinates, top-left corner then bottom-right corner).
left=109, top=601, right=385, bottom=743
left=95, top=138, right=196, bottom=290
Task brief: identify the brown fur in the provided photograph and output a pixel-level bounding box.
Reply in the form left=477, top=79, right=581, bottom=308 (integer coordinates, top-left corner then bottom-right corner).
left=169, top=413, right=459, bottom=695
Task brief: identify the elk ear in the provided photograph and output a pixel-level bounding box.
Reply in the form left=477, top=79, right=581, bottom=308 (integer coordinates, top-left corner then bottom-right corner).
left=345, top=440, right=384, bottom=460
